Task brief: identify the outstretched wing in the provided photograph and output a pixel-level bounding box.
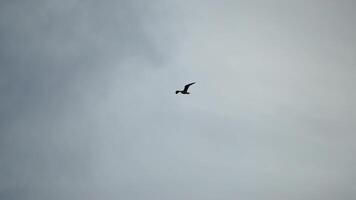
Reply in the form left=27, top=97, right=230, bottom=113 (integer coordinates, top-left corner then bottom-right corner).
left=183, top=82, right=196, bottom=92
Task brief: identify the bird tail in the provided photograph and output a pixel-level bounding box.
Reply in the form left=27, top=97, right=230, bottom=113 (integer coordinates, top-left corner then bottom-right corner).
left=175, top=90, right=180, bottom=94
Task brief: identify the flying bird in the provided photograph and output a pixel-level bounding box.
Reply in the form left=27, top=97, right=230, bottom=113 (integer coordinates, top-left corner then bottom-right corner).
left=176, top=82, right=196, bottom=94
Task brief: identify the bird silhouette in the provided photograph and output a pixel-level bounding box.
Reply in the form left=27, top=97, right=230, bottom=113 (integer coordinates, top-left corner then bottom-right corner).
left=176, top=82, right=196, bottom=94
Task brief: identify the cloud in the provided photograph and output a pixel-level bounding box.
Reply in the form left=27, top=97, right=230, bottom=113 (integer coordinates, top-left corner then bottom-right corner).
left=1, top=0, right=355, bottom=199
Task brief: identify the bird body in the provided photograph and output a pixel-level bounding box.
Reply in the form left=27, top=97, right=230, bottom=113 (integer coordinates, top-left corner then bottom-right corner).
left=176, top=82, right=196, bottom=94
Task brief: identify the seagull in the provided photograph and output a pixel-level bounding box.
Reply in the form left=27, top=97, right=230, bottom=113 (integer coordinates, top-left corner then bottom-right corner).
left=176, top=82, right=196, bottom=94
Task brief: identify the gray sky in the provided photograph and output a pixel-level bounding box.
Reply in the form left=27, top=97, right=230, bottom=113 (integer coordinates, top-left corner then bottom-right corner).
left=1, top=0, right=355, bottom=199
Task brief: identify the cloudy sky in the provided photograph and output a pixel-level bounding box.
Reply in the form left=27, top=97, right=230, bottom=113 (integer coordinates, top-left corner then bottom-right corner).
left=1, top=0, right=355, bottom=199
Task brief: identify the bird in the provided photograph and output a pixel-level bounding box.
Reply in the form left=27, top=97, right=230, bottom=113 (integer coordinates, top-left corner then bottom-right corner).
left=176, top=82, right=196, bottom=94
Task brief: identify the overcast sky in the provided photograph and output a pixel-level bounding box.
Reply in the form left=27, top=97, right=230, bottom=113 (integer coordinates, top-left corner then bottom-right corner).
left=1, top=0, right=355, bottom=199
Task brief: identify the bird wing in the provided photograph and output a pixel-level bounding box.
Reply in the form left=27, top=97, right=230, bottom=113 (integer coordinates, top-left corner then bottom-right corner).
left=183, top=82, right=196, bottom=92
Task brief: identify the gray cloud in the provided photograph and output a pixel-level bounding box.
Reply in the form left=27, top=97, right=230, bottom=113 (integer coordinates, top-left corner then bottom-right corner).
left=1, top=0, right=355, bottom=200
